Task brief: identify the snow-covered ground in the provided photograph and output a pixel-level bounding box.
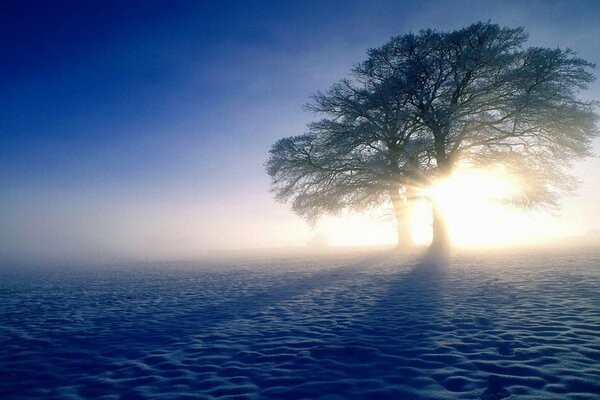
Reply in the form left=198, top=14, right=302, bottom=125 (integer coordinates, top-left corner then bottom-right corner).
left=1, top=247, right=599, bottom=399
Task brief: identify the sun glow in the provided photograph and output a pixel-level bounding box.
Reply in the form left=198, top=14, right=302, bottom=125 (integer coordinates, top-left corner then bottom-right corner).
left=311, top=166, right=582, bottom=249
left=411, top=166, right=562, bottom=247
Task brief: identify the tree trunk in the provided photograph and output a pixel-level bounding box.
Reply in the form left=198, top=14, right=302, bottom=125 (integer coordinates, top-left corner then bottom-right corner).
left=430, top=201, right=449, bottom=252
left=430, top=140, right=452, bottom=252
left=390, top=188, right=413, bottom=249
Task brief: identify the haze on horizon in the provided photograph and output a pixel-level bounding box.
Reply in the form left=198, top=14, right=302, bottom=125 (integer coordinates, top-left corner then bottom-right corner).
left=2, top=0, right=600, bottom=265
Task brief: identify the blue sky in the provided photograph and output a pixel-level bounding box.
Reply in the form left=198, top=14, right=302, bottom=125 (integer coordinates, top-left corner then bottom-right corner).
left=2, top=0, right=600, bottom=263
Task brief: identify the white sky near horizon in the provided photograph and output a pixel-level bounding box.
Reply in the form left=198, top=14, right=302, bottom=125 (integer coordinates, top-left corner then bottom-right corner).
left=2, top=0, right=600, bottom=264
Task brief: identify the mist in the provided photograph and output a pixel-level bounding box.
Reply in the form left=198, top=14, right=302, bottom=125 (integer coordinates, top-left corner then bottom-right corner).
left=2, top=0, right=600, bottom=265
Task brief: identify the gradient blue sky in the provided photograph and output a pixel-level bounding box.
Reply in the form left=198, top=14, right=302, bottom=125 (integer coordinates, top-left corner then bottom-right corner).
left=2, top=0, right=600, bottom=263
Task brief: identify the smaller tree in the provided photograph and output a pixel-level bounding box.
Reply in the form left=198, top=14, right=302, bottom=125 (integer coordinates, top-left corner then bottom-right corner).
left=266, top=78, right=432, bottom=247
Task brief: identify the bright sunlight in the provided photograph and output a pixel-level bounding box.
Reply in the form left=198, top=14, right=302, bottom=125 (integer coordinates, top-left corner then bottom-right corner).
left=411, top=166, right=571, bottom=247
left=316, top=166, right=582, bottom=249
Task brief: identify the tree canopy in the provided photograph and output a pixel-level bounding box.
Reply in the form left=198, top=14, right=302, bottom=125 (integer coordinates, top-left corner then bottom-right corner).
left=266, top=22, right=598, bottom=249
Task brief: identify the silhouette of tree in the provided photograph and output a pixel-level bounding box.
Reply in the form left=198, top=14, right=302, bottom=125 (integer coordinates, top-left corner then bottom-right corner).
left=359, top=22, right=598, bottom=249
left=267, top=22, right=598, bottom=250
left=267, top=75, right=432, bottom=247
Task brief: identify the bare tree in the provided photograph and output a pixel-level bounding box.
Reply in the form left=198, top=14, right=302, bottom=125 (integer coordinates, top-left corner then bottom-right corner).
left=356, top=22, right=598, bottom=249
left=266, top=77, right=431, bottom=247
left=267, top=22, right=598, bottom=250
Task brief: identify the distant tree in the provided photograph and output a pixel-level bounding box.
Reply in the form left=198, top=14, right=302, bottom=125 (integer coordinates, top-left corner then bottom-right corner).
left=267, top=22, right=598, bottom=250
left=266, top=79, right=432, bottom=248
left=358, top=22, right=598, bottom=249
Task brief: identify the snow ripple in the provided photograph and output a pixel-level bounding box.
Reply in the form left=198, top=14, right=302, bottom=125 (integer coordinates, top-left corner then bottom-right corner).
left=1, top=249, right=599, bottom=399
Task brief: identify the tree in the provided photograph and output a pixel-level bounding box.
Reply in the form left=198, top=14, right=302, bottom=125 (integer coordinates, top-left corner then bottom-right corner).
left=266, top=74, right=432, bottom=248
left=357, top=22, right=598, bottom=249
left=267, top=22, right=598, bottom=250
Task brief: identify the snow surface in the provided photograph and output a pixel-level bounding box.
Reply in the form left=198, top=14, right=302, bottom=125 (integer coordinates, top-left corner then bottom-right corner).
left=1, top=248, right=600, bottom=399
